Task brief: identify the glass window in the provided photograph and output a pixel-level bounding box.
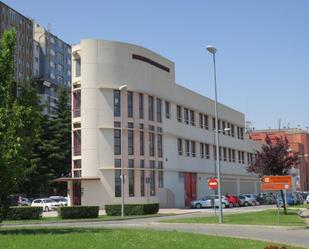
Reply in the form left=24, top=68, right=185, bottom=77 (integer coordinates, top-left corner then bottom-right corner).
left=114, top=129, right=121, bottom=155
left=150, top=160, right=156, bottom=196
left=205, top=144, right=210, bottom=159
left=231, top=124, right=235, bottom=137
left=158, top=161, right=164, bottom=188
left=165, top=101, right=170, bottom=119
left=128, top=130, right=134, bottom=155
left=200, top=143, right=204, bottom=158
left=185, top=140, right=190, bottom=157
left=212, top=117, right=216, bottom=131
left=140, top=130, right=144, bottom=156
left=148, top=96, right=154, bottom=121
left=114, top=159, right=121, bottom=197
left=156, top=98, right=162, bottom=123
left=140, top=160, right=145, bottom=196
left=222, top=121, right=226, bottom=135
left=191, top=141, right=196, bottom=157
left=204, top=115, right=209, bottom=130
left=128, top=159, right=134, bottom=197
left=157, top=134, right=163, bottom=158
left=184, top=108, right=189, bottom=124
left=74, top=160, right=81, bottom=169
left=149, top=132, right=155, bottom=157
left=228, top=148, right=232, bottom=162
left=127, top=91, right=133, bottom=118
left=139, top=93, right=144, bottom=119
left=113, top=90, right=121, bottom=117
left=190, top=110, right=195, bottom=126
left=177, top=138, right=183, bottom=155
left=223, top=148, right=227, bottom=161
left=199, top=113, right=203, bottom=128
left=177, top=105, right=182, bottom=122
left=213, top=145, right=217, bottom=160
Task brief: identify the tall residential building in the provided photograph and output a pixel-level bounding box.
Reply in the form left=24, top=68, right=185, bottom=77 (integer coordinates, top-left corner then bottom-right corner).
left=0, top=1, right=33, bottom=82
left=248, top=129, right=309, bottom=191
left=62, top=39, right=261, bottom=208
left=33, top=23, right=71, bottom=115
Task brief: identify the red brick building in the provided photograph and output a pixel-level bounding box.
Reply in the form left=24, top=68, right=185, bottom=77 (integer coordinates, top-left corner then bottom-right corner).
left=248, top=129, right=309, bottom=191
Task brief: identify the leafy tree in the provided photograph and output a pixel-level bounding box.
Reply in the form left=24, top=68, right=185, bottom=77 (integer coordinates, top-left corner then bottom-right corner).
left=247, top=136, right=298, bottom=214
left=0, top=30, right=39, bottom=222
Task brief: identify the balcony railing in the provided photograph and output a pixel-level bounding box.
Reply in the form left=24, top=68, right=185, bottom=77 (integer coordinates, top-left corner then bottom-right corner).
left=73, top=108, right=81, bottom=118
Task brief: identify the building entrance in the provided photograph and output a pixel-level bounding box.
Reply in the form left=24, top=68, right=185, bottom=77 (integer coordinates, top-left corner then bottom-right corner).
left=184, top=172, right=197, bottom=207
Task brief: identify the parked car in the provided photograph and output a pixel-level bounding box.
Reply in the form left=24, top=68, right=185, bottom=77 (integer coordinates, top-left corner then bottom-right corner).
left=238, top=195, right=253, bottom=206
left=243, top=194, right=260, bottom=206
left=225, top=195, right=240, bottom=207
left=49, top=196, right=68, bottom=206
left=293, top=192, right=303, bottom=205
left=257, top=192, right=276, bottom=205
left=31, top=198, right=60, bottom=212
left=306, top=195, right=309, bottom=204
left=277, top=192, right=295, bottom=207
left=19, top=197, right=31, bottom=206
left=191, top=195, right=230, bottom=209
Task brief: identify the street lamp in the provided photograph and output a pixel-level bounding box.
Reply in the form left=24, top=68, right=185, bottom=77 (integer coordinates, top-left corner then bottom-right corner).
left=119, top=84, right=128, bottom=218
left=207, top=45, right=223, bottom=224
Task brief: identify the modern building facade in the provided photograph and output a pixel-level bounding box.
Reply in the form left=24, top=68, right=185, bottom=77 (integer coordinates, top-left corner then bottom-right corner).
left=0, top=1, right=33, bottom=82
left=68, top=39, right=261, bottom=208
left=33, top=23, right=71, bottom=116
left=248, top=129, right=309, bottom=191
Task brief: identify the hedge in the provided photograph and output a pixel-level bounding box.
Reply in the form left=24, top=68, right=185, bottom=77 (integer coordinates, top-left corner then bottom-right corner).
left=57, top=206, right=99, bottom=219
left=6, top=206, right=43, bottom=220
left=105, top=203, right=159, bottom=216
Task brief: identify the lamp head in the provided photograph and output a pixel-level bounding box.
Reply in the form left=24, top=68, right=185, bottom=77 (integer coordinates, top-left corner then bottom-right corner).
left=118, top=85, right=128, bottom=91
left=206, top=45, right=217, bottom=54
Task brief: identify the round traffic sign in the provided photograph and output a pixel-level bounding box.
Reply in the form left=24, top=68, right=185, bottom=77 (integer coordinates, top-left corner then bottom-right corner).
left=208, top=178, right=218, bottom=189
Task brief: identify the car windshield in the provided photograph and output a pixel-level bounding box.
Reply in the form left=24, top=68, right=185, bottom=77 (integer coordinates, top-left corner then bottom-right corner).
left=43, top=199, right=54, bottom=203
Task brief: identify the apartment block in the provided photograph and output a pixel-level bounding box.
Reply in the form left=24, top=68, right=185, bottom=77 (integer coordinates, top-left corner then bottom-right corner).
left=62, top=39, right=261, bottom=208
left=0, top=1, right=33, bottom=82
left=248, top=129, right=309, bottom=191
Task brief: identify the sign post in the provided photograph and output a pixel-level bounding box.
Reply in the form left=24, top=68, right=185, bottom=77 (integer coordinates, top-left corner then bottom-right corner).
left=208, top=178, right=218, bottom=216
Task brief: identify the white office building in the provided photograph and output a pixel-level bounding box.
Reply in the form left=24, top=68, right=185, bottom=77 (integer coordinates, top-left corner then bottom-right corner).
left=66, top=39, right=260, bottom=208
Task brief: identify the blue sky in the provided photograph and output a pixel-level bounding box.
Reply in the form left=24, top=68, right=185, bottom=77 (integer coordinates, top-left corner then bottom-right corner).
left=4, top=0, right=309, bottom=130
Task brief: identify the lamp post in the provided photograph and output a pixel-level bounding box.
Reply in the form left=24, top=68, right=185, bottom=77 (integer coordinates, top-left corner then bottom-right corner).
left=119, top=84, right=128, bottom=218
left=207, top=45, right=223, bottom=224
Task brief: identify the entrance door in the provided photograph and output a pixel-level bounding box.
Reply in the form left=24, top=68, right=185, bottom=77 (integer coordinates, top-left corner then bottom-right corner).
left=73, top=180, right=81, bottom=206
left=184, top=173, right=197, bottom=207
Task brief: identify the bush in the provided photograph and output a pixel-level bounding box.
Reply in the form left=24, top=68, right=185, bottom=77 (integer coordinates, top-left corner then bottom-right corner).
left=105, top=203, right=159, bottom=216
left=57, top=206, right=99, bottom=219
left=6, top=206, right=43, bottom=220
left=264, top=246, right=286, bottom=249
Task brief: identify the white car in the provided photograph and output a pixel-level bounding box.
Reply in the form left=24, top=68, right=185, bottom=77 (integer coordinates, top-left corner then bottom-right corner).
left=31, top=198, right=60, bottom=212
left=191, top=196, right=230, bottom=209
left=49, top=196, right=68, bottom=206
left=238, top=195, right=253, bottom=206
left=306, top=195, right=309, bottom=204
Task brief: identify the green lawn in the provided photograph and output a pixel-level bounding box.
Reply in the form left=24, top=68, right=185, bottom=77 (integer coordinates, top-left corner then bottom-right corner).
left=0, top=228, right=304, bottom=249
left=3, top=213, right=169, bottom=225
left=162, top=209, right=307, bottom=227
left=294, top=203, right=309, bottom=209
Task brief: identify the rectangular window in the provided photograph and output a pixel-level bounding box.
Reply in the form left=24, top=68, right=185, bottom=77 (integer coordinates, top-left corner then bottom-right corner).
left=191, top=141, right=196, bottom=157
left=157, top=134, right=163, bottom=158
left=237, top=127, right=240, bottom=139
left=228, top=148, right=232, bottom=162
left=156, top=98, right=162, bottom=123
left=150, top=160, right=156, bottom=196
left=227, top=123, right=231, bottom=136
left=140, top=130, right=144, bottom=156
left=140, top=160, right=145, bottom=196
left=73, top=160, right=81, bottom=169
left=128, top=130, right=134, bottom=155
left=219, top=147, right=222, bottom=161
left=114, top=159, right=121, bottom=197
left=184, top=108, right=189, bottom=124
left=242, top=151, right=245, bottom=164
left=190, top=110, right=195, bottom=126
left=212, top=117, right=216, bottom=131
left=177, top=138, right=183, bottom=155
left=204, top=115, right=209, bottom=130
left=231, top=124, right=235, bottom=137
left=238, top=151, right=241, bottom=163
left=75, top=58, right=81, bottom=77
left=127, top=91, right=133, bottom=118
left=222, top=121, right=226, bottom=135
left=114, top=129, right=121, bottom=155
left=158, top=161, right=164, bottom=188
left=185, top=140, right=190, bottom=157
left=165, top=101, right=170, bottom=119
left=218, top=120, right=221, bottom=134
left=205, top=144, right=210, bottom=159
left=128, top=159, right=134, bottom=197
left=139, top=93, right=144, bottom=119
left=232, top=149, right=236, bottom=162
left=200, top=143, right=204, bottom=158
left=148, top=96, right=154, bottom=121
left=240, top=128, right=244, bottom=140
left=213, top=145, right=217, bottom=160
left=223, top=148, right=227, bottom=161
left=113, top=90, right=121, bottom=117
left=149, top=132, right=155, bottom=157
left=177, top=105, right=182, bottom=122
left=199, top=113, right=203, bottom=128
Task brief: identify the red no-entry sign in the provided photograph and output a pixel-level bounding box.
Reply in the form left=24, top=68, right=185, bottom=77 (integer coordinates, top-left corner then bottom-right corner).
left=208, top=178, right=218, bottom=189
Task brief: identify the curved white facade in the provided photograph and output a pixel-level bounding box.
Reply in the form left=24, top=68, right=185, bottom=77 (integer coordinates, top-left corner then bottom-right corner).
left=70, top=39, right=260, bottom=208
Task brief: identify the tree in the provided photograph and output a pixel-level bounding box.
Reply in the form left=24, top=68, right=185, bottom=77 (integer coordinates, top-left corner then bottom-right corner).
left=247, top=136, right=298, bottom=214
left=0, top=30, right=39, bottom=222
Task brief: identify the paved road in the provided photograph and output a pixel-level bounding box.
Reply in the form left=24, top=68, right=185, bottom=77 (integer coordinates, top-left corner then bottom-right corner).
left=3, top=206, right=309, bottom=248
